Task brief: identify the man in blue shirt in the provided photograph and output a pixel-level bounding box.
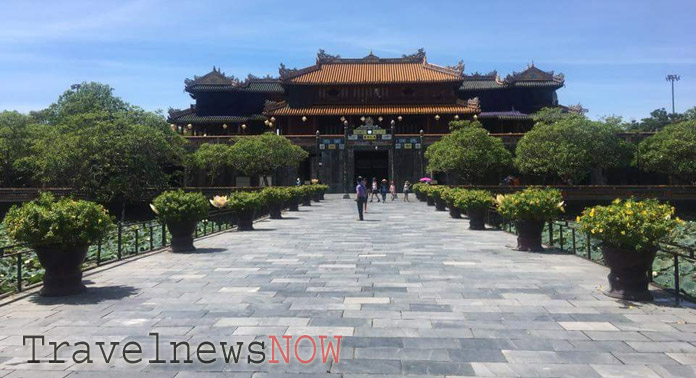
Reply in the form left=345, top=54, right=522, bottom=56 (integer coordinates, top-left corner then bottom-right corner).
left=355, top=176, right=367, bottom=221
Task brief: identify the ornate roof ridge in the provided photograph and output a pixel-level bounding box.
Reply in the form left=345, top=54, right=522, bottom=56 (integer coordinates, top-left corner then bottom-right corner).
left=312, top=48, right=429, bottom=65
left=504, top=63, right=564, bottom=83
left=167, top=107, right=194, bottom=119
left=463, top=70, right=499, bottom=81
left=185, top=66, right=240, bottom=87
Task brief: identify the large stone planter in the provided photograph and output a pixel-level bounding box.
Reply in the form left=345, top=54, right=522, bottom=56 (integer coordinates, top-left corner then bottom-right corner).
left=514, top=220, right=545, bottom=252
left=468, top=208, right=487, bottom=230
left=601, top=245, right=656, bottom=301
left=35, top=245, right=89, bottom=297
left=236, top=210, right=255, bottom=231
left=269, top=203, right=283, bottom=219
left=167, top=220, right=197, bottom=253
left=288, top=197, right=300, bottom=211
left=434, top=197, right=447, bottom=211
left=426, top=197, right=435, bottom=206
left=448, top=204, right=461, bottom=219
left=312, top=193, right=321, bottom=203
left=418, top=193, right=426, bottom=202
left=302, top=194, right=312, bottom=206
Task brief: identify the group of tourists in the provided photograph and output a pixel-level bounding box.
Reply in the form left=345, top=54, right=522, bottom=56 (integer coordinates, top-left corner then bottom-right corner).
left=355, top=177, right=412, bottom=221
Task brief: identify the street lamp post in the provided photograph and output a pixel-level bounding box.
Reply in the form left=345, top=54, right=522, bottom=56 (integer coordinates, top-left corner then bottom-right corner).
left=666, top=74, right=680, bottom=114
left=343, top=120, right=350, bottom=199
left=315, top=130, right=321, bottom=183
left=390, top=120, right=396, bottom=185
left=419, top=129, right=425, bottom=178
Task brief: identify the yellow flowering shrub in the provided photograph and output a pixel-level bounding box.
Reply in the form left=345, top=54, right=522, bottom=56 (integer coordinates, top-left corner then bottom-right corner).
left=577, top=198, right=683, bottom=252
left=496, top=187, right=564, bottom=221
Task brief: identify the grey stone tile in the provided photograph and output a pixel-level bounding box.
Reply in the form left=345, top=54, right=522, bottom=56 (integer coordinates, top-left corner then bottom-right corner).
left=0, top=195, right=694, bottom=377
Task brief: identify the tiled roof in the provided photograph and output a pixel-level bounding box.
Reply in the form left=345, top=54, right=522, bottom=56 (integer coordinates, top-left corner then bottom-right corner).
left=504, top=65, right=564, bottom=88
left=283, top=62, right=463, bottom=85
left=478, top=111, right=532, bottom=120
left=184, top=67, right=282, bottom=93
left=460, top=80, right=504, bottom=90
left=280, top=50, right=463, bottom=85
left=264, top=100, right=479, bottom=116
left=168, top=108, right=266, bottom=124
left=187, top=81, right=283, bottom=93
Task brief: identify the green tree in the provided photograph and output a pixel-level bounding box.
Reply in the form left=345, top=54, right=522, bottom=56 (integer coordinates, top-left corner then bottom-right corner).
left=25, top=83, right=186, bottom=220
left=515, top=116, right=632, bottom=184
left=229, top=132, right=308, bottom=186
left=626, top=107, right=696, bottom=131
left=638, top=121, right=696, bottom=184
left=425, top=120, right=512, bottom=184
left=190, top=143, right=234, bottom=185
left=0, top=111, right=36, bottom=186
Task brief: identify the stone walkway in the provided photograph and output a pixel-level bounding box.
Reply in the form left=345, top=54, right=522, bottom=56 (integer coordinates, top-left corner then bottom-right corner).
left=1, top=194, right=696, bottom=377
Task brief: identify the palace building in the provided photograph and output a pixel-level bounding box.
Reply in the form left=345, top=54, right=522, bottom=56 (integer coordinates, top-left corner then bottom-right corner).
left=168, top=49, right=566, bottom=191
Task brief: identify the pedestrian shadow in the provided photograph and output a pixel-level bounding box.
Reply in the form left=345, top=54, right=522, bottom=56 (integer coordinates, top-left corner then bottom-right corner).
left=28, top=284, right=138, bottom=305
left=277, top=216, right=299, bottom=220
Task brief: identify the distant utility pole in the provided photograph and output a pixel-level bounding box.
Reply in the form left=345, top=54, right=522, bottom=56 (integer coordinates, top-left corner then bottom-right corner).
left=665, top=74, right=680, bottom=114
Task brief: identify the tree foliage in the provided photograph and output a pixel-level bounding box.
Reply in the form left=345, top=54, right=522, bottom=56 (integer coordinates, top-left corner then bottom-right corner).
left=638, top=121, right=696, bottom=184
left=189, top=143, right=234, bottom=185
left=626, top=107, right=696, bottom=132
left=0, top=111, right=36, bottom=186
left=515, top=114, right=632, bottom=184
left=229, top=133, right=308, bottom=184
left=425, top=120, right=512, bottom=183
left=21, top=82, right=187, bottom=218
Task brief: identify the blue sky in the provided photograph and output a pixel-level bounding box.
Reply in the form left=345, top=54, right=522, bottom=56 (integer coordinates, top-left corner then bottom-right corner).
left=1, top=0, right=694, bottom=121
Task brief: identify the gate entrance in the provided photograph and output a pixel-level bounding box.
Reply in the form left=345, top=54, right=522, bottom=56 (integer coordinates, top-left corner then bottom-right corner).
left=354, top=150, right=389, bottom=183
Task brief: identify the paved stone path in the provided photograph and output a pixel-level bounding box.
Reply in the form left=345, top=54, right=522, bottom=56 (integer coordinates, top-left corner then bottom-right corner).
left=1, top=194, right=696, bottom=377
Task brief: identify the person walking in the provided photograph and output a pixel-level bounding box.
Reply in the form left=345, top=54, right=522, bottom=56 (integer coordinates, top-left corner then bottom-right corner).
left=355, top=176, right=367, bottom=221
left=403, top=180, right=411, bottom=202
left=389, top=180, right=396, bottom=201
left=296, top=177, right=301, bottom=186
left=380, top=179, right=388, bottom=203
left=370, top=177, right=380, bottom=202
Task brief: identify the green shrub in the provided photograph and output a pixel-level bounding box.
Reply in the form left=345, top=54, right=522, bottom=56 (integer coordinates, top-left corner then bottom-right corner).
left=496, top=187, right=564, bottom=221
left=577, top=198, right=683, bottom=252
left=288, top=187, right=305, bottom=199
left=261, top=187, right=293, bottom=205
left=412, top=183, right=427, bottom=195
left=2, top=192, right=114, bottom=247
left=454, top=190, right=494, bottom=211
left=426, top=185, right=445, bottom=199
left=227, top=191, right=266, bottom=213
left=151, top=190, right=209, bottom=223
left=440, top=187, right=461, bottom=204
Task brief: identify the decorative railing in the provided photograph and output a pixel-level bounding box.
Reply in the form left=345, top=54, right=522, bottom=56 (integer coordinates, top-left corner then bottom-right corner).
left=0, top=209, right=246, bottom=298
left=485, top=209, right=696, bottom=305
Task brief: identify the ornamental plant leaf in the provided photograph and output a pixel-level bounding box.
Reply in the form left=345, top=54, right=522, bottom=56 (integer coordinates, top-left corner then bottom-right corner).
left=2, top=192, right=115, bottom=247
left=577, top=198, right=683, bottom=252
left=152, top=190, right=209, bottom=223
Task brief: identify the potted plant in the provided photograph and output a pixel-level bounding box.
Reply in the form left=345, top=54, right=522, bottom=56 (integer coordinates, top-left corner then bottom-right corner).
left=262, top=187, right=292, bottom=219
left=152, top=190, right=209, bottom=253
left=300, top=186, right=313, bottom=206
left=421, top=185, right=435, bottom=206
left=455, top=190, right=494, bottom=230
left=227, top=191, right=266, bottom=231
left=578, top=199, right=682, bottom=301
left=287, top=187, right=302, bottom=211
left=441, top=188, right=462, bottom=218
left=2, top=193, right=114, bottom=296
left=317, top=184, right=329, bottom=200
left=428, top=186, right=447, bottom=211
left=496, top=187, right=564, bottom=251
left=413, top=183, right=427, bottom=202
